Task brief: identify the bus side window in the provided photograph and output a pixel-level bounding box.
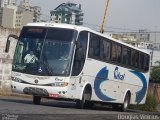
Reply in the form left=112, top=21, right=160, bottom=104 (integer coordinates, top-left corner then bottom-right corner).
left=72, top=31, right=88, bottom=76
left=135, top=51, right=139, bottom=68
left=111, top=43, right=121, bottom=63
left=89, top=34, right=100, bottom=58
left=131, top=50, right=136, bottom=67
left=117, top=45, right=122, bottom=63
left=122, top=47, right=127, bottom=64
left=100, top=38, right=110, bottom=61
left=111, top=43, right=117, bottom=62
left=139, top=53, right=144, bottom=70
left=144, top=54, right=149, bottom=71
left=122, top=47, right=131, bottom=66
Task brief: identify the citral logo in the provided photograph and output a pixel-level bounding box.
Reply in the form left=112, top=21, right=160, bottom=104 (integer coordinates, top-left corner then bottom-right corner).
left=114, top=67, right=125, bottom=80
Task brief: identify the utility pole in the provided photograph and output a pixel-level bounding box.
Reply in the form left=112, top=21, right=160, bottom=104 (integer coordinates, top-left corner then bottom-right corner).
left=100, top=0, right=110, bottom=33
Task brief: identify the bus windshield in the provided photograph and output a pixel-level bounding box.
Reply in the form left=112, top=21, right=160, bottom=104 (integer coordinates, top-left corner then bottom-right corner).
left=12, top=26, right=77, bottom=76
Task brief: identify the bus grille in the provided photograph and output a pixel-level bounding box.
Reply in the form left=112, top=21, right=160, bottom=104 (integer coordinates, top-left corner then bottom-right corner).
left=23, top=87, right=49, bottom=96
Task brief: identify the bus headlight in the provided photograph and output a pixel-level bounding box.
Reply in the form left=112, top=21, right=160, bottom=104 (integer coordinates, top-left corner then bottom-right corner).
left=51, top=82, right=68, bottom=87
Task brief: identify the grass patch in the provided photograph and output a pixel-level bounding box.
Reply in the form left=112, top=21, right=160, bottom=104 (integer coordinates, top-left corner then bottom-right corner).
left=129, top=92, right=158, bottom=112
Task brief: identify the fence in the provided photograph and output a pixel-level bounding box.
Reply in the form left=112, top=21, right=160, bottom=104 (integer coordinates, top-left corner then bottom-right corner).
left=148, top=83, right=160, bottom=103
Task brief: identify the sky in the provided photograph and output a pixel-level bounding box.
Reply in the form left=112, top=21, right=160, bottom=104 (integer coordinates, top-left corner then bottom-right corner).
left=17, top=0, right=160, bottom=32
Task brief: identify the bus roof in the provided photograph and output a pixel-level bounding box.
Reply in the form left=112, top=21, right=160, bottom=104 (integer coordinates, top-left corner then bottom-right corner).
left=26, top=22, right=150, bottom=55
left=26, top=22, right=90, bottom=31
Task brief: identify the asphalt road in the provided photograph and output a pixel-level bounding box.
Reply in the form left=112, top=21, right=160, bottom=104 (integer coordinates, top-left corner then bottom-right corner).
left=0, top=95, right=159, bottom=120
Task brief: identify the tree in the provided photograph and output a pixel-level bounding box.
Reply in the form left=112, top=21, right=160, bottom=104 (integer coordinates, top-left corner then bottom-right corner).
left=150, top=67, right=160, bottom=83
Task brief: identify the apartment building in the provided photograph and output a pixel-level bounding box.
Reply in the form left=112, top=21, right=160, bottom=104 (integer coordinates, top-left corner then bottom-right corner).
left=20, top=0, right=41, bottom=22
left=50, top=2, right=83, bottom=25
left=31, top=6, right=41, bottom=22
left=19, top=0, right=30, bottom=10
left=1, top=5, right=17, bottom=28
left=0, top=0, right=16, bottom=7
left=108, top=30, right=152, bottom=49
left=0, top=0, right=41, bottom=28
left=1, top=5, right=33, bottom=28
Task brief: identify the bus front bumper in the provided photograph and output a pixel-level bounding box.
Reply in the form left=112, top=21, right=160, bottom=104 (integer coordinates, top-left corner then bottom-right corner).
left=11, top=81, right=69, bottom=99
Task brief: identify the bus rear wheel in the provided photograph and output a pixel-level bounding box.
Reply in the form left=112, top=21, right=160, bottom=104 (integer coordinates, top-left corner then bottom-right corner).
left=33, top=96, right=41, bottom=105
left=120, top=93, right=130, bottom=112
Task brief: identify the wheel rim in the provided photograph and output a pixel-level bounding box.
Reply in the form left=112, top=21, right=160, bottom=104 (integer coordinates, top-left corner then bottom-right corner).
left=124, top=98, right=128, bottom=109
left=123, top=95, right=129, bottom=110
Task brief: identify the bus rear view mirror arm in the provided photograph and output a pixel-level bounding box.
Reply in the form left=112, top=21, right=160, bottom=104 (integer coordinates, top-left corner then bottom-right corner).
left=5, top=34, right=19, bottom=53
left=76, top=41, right=81, bottom=49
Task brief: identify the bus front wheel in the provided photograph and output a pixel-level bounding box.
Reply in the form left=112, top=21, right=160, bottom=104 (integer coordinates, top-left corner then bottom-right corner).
left=33, top=96, right=41, bottom=105
left=76, top=86, right=92, bottom=109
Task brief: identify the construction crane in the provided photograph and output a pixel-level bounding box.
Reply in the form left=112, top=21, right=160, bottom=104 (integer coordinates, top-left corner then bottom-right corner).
left=100, top=0, right=110, bottom=33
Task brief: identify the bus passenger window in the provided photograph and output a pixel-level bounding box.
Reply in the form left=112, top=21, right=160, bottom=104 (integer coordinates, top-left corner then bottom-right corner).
left=122, top=48, right=127, bottom=64
left=131, top=50, right=136, bottom=67
left=122, top=47, right=131, bottom=66
left=100, top=39, right=110, bottom=61
left=111, top=43, right=121, bottom=63
left=111, top=43, right=117, bottom=62
left=117, top=45, right=122, bottom=63
left=144, top=55, right=149, bottom=71
left=89, top=34, right=100, bottom=58
left=135, top=51, right=139, bottom=68
left=139, top=53, right=144, bottom=70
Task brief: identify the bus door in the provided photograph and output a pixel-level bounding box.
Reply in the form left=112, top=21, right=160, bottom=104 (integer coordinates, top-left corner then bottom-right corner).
left=70, top=31, right=88, bottom=95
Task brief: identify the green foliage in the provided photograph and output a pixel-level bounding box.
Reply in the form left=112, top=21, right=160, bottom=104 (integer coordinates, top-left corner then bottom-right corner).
left=129, top=92, right=158, bottom=112
left=150, top=67, right=160, bottom=83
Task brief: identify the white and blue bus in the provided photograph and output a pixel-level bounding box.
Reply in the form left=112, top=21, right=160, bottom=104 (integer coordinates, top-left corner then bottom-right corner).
left=5, top=23, right=150, bottom=111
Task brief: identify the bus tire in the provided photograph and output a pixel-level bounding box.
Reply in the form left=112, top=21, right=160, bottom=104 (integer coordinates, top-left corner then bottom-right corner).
left=33, top=96, right=41, bottom=105
left=120, top=93, right=130, bottom=112
left=76, top=85, right=92, bottom=109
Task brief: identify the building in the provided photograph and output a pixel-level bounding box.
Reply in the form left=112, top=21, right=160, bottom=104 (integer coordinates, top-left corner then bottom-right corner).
left=31, top=6, right=41, bottom=22
left=108, top=29, right=152, bottom=49
left=105, top=30, right=160, bottom=67
left=21, top=10, right=33, bottom=26
left=135, top=29, right=150, bottom=42
left=0, top=0, right=42, bottom=28
left=0, top=0, right=17, bottom=7
left=50, top=2, right=83, bottom=25
left=0, top=8, right=3, bottom=25
left=1, top=5, right=17, bottom=28
left=19, top=0, right=41, bottom=22
left=19, top=0, right=30, bottom=10
left=1, top=5, right=33, bottom=28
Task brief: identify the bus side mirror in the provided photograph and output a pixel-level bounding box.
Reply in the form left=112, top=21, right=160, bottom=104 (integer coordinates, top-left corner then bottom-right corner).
left=5, top=39, right=10, bottom=53
left=76, top=41, right=80, bottom=49
left=5, top=34, right=19, bottom=53
left=76, top=48, right=86, bottom=60
left=76, top=48, right=82, bottom=60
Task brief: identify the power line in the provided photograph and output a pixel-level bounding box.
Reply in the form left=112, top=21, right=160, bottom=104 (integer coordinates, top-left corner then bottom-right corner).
left=83, top=22, right=139, bottom=32
left=83, top=23, right=160, bottom=33
left=36, top=13, right=160, bottom=33
left=104, top=31, right=160, bottom=33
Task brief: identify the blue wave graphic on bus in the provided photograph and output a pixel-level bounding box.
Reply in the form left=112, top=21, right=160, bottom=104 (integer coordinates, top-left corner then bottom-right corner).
left=94, top=67, right=115, bottom=101
left=130, top=71, right=147, bottom=104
